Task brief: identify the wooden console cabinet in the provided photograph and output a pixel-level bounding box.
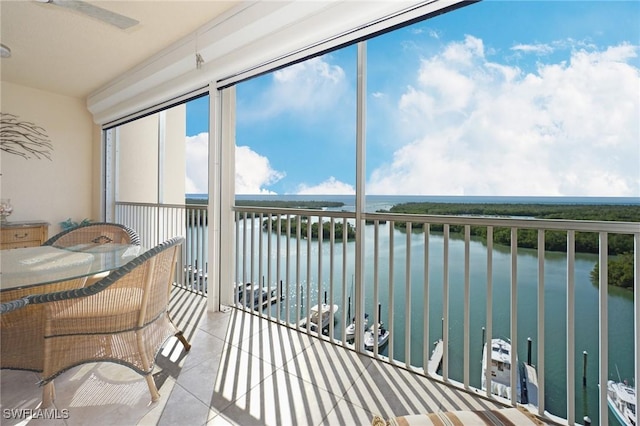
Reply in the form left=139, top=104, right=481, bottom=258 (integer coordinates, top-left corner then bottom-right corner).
left=1, top=221, right=49, bottom=249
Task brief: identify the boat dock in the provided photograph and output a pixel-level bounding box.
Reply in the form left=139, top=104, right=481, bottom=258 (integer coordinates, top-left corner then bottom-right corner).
left=427, top=339, right=444, bottom=375
left=236, top=283, right=283, bottom=310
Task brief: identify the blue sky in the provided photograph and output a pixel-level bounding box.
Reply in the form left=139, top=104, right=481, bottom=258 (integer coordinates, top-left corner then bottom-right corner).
left=186, top=1, right=640, bottom=196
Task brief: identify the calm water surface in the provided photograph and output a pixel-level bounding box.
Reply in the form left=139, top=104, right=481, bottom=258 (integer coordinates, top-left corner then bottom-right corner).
left=193, top=195, right=637, bottom=425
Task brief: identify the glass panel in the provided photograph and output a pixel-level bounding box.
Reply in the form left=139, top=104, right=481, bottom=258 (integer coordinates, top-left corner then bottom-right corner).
left=109, top=97, right=207, bottom=251
left=185, top=95, right=210, bottom=202
left=235, top=46, right=357, bottom=204
left=366, top=2, right=639, bottom=424
left=366, top=1, right=639, bottom=198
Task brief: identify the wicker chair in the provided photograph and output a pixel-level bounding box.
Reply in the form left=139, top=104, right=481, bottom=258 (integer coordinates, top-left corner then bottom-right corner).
left=1, top=277, right=90, bottom=372
left=43, top=222, right=141, bottom=286
left=0, top=297, right=30, bottom=314
left=26, top=237, right=190, bottom=407
left=43, top=222, right=140, bottom=248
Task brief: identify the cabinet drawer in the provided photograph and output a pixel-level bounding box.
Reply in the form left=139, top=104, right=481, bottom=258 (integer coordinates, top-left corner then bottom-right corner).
left=2, top=227, right=42, bottom=244
left=2, top=240, right=40, bottom=250
left=1, top=223, right=48, bottom=249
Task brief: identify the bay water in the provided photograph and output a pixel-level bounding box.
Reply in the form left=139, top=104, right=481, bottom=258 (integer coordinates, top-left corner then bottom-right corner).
left=197, top=194, right=638, bottom=424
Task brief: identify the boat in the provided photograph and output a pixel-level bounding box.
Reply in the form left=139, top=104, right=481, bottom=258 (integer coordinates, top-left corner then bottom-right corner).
left=364, top=322, right=390, bottom=350
left=345, top=313, right=369, bottom=341
left=607, top=380, right=636, bottom=426
left=298, top=303, right=338, bottom=333
left=481, top=338, right=521, bottom=401
left=237, top=282, right=279, bottom=310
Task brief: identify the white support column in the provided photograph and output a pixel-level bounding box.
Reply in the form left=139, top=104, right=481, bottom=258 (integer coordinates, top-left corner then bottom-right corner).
left=354, top=41, right=366, bottom=352
left=209, top=84, right=236, bottom=312
left=103, top=128, right=117, bottom=222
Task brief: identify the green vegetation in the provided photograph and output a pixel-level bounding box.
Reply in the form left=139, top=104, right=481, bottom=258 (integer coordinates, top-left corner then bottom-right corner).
left=389, top=202, right=639, bottom=290
left=185, top=198, right=345, bottom=222
left=590, top=252, right=635, bottom=290
left=262, top=217, right=356, bottom=241
left=234, top=200, right=345, bottom=220
left=388, top=202, right=639, bottom=222
left=236, top=200, right=344, bottom=209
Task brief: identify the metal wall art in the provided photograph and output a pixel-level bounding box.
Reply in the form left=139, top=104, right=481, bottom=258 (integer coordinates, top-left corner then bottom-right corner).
left=0, top=113, right=53, bottom=160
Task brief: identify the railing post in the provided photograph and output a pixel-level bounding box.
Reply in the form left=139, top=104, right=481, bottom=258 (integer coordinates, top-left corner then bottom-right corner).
left=510, top=227, right=518, bottom=406
left=567, top=230, right=576, bottom=424
left=598, top=232, right=608, bottom=426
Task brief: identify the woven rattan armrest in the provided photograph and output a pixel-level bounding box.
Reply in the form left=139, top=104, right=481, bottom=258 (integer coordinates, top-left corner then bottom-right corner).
left=0, top=297, right=30, bottom=314
left=42, top=222, right=140, bottom=248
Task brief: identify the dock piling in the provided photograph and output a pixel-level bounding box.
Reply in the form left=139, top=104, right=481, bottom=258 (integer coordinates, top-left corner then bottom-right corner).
left=582, top=351, right=588, bottom=386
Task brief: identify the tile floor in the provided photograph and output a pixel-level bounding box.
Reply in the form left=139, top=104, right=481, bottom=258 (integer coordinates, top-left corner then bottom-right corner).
left=1, top=288, right=527, bottom=426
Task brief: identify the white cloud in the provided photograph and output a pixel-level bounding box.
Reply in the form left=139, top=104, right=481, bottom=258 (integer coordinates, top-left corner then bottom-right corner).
left=368, top=37, right=640, bottom=196
left=296, top=177, right=355, bottom=195
left=235, top=146, right=284, bottom=194
left=185, top=132, right=208, bottom=194
left=511, top=43, right=554, bottom=55
left=243, top=56, right=347, bottom=121
left=185, top=134, right=284, bottom=194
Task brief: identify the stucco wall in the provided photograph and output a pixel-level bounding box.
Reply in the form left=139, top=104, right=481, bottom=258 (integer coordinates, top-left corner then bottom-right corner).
left=1, top=81, right=97, bottom=236
left=117, top=114, right=159, bottom=203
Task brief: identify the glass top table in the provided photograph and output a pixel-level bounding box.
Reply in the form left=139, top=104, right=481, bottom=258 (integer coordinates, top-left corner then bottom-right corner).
left=1, top=244, right=143, bottom=292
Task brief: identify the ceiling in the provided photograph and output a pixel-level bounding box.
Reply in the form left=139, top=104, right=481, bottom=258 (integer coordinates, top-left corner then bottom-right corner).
left=0, top=0, right=240, bottom=99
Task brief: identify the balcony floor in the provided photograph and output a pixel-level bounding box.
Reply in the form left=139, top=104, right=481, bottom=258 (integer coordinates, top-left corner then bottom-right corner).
left=1, top=288, right=532, bottom=426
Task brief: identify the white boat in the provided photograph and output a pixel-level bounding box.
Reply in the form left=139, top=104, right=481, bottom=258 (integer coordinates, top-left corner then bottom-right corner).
left=299, top=303, right=338, bottom=333
left=481, top=338, right=521, bottom=401
left=345, top=313, right=369, bottom=340
left=607, top=380, right=636, bottom=426
left=364, top=322, right=390, bottom=350
left=237, top=283, right=278, bottom=309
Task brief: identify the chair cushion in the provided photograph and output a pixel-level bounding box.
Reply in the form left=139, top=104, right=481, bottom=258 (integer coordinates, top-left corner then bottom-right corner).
left=372, top=407, right=547, bottom=426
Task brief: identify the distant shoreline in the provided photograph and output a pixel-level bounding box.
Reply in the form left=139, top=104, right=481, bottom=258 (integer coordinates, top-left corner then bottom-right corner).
left=187, top=193, right=640, bottom=207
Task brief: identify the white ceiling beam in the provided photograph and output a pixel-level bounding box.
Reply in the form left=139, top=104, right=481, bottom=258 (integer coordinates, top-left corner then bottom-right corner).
left=88, top=0, right=471, bottom=125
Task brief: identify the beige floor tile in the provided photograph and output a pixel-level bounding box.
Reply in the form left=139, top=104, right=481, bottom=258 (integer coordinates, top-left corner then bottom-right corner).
left=1, top=290, right=527, bottom=426
left=197, top=309, right=232, bottom=340
left=216, top=368, right=340, bottom=426
left=232, top=319, right=316, bottom=369
left=341, top=359, right=449, bottom=419
left=157, top=383, right=214, bottom=426
left=321, top=398, right=378, bottom=426
left=212, top=342, right=280, bottom=413
left=283, top=338, right=371, bottom=397
left=223, top=308, right=268, bottom=339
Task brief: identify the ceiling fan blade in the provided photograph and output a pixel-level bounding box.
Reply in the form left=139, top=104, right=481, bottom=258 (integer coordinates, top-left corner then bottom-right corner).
left=50, top=0, right=139, bottom=30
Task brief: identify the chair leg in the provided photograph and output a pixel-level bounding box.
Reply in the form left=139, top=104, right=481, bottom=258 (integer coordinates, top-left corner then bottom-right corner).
left=175, top=330, right=191, bottom=351
left=145, top=374, right=160, bottom=403
left=42, top=381, right=55, bottom=408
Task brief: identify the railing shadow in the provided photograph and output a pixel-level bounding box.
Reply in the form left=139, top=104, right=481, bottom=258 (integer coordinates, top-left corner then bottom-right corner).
left=204, top=307, right=535, bottom=425
left=154, top=285, right=207, bottom=389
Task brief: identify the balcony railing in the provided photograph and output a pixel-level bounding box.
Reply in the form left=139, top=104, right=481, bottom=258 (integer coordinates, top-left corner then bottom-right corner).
left=232, top=206, right=638, bottom=426
left=115, top=201, right=639, bottom=426
left=115, top=201, right=208, bottom=294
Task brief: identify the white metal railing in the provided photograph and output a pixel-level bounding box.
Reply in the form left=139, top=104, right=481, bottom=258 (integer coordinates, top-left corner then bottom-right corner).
left=232, top=206, right=639, bottom=426
left=113, top=201, right=638, bottom=425
left=115, top=201, right=208, bottom=293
